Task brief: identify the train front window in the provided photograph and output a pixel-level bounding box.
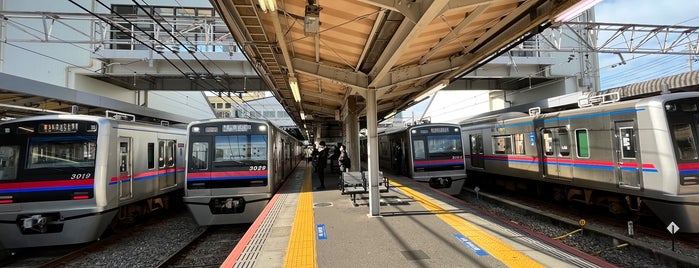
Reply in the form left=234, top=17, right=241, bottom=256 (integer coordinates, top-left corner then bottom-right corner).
left=672, top=123, right=697, bottom=160
left=427, top=134, right=462, bottom=154
left=215, top=135, right=267, bottom=162
left=190, top=142, right=209, bottom=170
left=0, top=145, right=19, bottom=180
left=27, top=136, right=97, bottom=169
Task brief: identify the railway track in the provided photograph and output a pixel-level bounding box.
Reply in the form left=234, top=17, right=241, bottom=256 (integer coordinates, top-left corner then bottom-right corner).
left=455, top=185, right=699, bottom=267
left=157, top=224, right=248, bottom=268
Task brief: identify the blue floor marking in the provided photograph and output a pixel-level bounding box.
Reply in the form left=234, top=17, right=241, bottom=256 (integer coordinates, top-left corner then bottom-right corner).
left=317, top=224, right=327, bottom=240
left=454, top=234, right=489, bottom=256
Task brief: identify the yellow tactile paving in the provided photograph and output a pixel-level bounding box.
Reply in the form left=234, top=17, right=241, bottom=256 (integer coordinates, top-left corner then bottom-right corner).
left=283, top=165, right=317, bottom=268
left=390, top=180, right=545, bottom=268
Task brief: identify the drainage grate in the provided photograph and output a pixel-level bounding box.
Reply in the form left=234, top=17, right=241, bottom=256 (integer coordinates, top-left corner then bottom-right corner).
left=314, top=202, right=333, bottom=207
left=401, top=250, right=430, bottom=260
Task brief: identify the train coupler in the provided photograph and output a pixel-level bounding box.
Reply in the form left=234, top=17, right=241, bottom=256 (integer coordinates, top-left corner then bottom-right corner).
left=210, top=197, right=246, bottom=214
left=17, top=213, right=63, bottom=234
left=428, top=177, right=452, bottom=189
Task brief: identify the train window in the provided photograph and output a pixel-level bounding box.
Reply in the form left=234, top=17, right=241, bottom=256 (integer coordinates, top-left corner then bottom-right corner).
left=559, top=128, right=571, bottom=157
left=619, top=127, right=637, bottom=159
left=167, top=140, right=176, bottom=167
left=148, top=143, right=155, bottom=169
left=413, top=140, right=426, bottom=160
left=542, top=129, right=554, bottom=156
left=27, top=136, right=97, bottom=169
left=191, top=142, right=209, bottom=170
left=514, top=133, right=525, bottom=155
left=470, top=134, right=483, bottom=154
left=493, top=135, right=512, bottom=154
left=0, top=145, right=19, bottom=180
left=576, top=129, right=590, bottom=158
left=672, top=123, right=697, bottom=160
left=158, top=141, right=166, bottom=168
left=427, top=135, right=462, bottom=154
left=214, top=135, right=268, bottom=161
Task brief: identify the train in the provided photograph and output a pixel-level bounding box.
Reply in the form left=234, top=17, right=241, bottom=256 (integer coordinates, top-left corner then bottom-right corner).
left=361, top=122, right=466, bottom=195
left=0, top=112, right=187, bottom=248
left=183, top=118, right=303, bottom=226
left=460, top=92, right=699, bottom=233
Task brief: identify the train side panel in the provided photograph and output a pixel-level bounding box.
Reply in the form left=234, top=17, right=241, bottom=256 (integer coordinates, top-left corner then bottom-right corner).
left=462, top=93, right=699, bottom=233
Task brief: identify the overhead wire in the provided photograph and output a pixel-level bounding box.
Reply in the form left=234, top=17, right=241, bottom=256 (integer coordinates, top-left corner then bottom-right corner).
left=136, top=0, right=266, bottom=119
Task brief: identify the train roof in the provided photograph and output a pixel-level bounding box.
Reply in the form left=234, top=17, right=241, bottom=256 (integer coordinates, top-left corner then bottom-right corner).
left=460, top=91, right=699, bottom=126
left=0, top=113, right=185, bottom=129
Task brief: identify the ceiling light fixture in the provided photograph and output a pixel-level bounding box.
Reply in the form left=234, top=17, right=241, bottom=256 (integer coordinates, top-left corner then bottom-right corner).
left=554, top=0, right=602, bottom=22
left=289, top=76, right=301, bottom=102
left=258, top=0, right=277, bottom=13
left=300, top=110, right=306, bottom=120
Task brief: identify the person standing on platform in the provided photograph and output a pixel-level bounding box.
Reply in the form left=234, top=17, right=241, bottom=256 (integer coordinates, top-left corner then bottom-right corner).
left=338, top=145, right=351, bottom=173
left=315, top=141, right=329, bottom=190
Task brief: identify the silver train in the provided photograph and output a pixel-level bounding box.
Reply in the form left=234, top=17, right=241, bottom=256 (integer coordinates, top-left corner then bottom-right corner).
left=460, top=92, right=699, bottom=233
left=183, top=118, right=302, bottom=225
left=361, top=122, right=466, bottom=195
left=0, top=113, right=186, bottom=248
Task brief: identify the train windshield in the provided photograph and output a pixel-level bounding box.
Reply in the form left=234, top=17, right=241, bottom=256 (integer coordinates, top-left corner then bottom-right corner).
left=428, top=135, right=462, bottom=154
left=27, top=136, right=97, bottom=169
left=666, top=99, right=699, bottom=161
left=214, top=135, right=268, bottom=163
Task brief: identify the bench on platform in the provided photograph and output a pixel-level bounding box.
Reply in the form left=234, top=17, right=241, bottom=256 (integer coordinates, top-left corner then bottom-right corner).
left=339, top=171, right=389, bottom=206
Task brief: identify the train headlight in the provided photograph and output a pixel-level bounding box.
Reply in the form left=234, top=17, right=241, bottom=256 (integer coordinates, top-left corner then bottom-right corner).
left=192, top=126, right=201, bottom=133
left=665, top=104, right=676, bottom=112
left=259, top=125, right=267, bottom=132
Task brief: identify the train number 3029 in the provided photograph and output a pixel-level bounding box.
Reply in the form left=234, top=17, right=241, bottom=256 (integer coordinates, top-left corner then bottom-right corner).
left=70, top=173, right=92, bottom=180
left=249, top=166, right=267, bottom=171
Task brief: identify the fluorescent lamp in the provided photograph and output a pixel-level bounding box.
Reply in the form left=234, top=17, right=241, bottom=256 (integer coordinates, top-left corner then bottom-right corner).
left=258, top=0, right=277, bottom=13
left=554, top=0, right=602, bottom=22
left=289, top=76, right=301, bottom=102
left=383, top=110, right=397, bottom=119
left=300, top=110, right=306, bottom=120
left=414, top=80, right=449, bottom=102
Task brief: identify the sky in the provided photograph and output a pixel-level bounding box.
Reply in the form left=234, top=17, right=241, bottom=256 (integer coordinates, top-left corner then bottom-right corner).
left=400, top=0, right=699, bottom=122
left=594, top=0, right=699, bottom=89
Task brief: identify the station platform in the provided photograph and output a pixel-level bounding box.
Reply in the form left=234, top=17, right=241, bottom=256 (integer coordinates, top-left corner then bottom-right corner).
left=221, top=162, right=616, bottom=268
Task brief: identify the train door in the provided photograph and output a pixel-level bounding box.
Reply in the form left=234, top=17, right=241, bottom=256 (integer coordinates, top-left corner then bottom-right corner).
left=159, top=139, right=177, bottom=189
left=541, top=127, right=573, bottom=180
left=614, top=121, right=641, bottom=188
left=469, top=133, right=484, bottom=169
left=118, top=137, right=133, bottom=199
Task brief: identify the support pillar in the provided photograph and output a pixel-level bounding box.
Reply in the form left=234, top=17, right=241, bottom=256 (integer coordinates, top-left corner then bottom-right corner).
left=366, top=89, right=380, bottom=217
left=346, top=96, right=360, bottom=172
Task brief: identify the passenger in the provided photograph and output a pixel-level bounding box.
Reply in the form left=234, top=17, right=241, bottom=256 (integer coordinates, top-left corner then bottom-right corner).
left=338, top=145, right=351, bottom=173
left=329, top=143, right=341, bottom=171
left=305, top=146, right=314, bottom=163
left=315, top=141, right=328, bottom=190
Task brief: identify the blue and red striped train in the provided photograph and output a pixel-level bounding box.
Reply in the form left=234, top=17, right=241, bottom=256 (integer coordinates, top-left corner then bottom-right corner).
left=0, top=112, right=186, bottom=248
left=183, top=118, right=302, bottom=225
left=461, top=92, right=699, bottom=233
left=361, top=122, right=466, bottom=195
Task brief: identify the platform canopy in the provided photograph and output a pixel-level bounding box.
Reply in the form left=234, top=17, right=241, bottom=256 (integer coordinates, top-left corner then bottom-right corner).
left=211, top=0, right=596, bottom=135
